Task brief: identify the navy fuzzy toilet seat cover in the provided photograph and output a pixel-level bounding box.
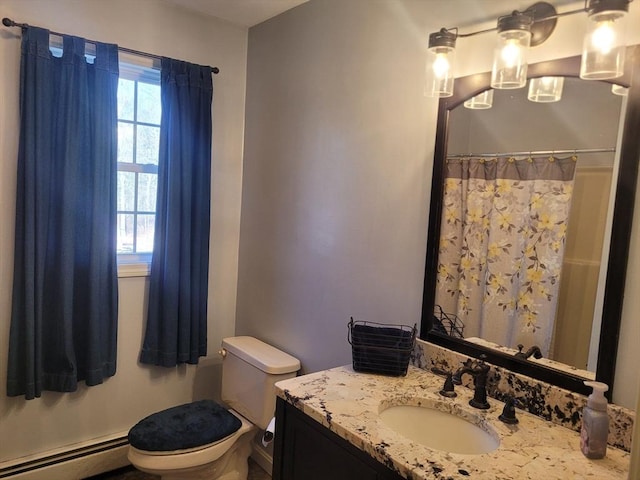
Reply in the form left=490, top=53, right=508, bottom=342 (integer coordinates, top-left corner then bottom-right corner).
left=128, top=400, right=242, bottom=451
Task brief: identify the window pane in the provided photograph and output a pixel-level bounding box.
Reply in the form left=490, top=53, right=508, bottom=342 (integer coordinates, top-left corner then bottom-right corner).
left=138, top=173, right=157, bottom=212
left=136, top=214, right=155, bottom=253
left=118, top=78, right=135, bottom=121
left=117, top=75, right=160, bottom=262
left=136, top=125, right=160, bottom=165
left=118, top=122, right=134, bottom=163
left=117, top=213, right=135, bottom=253
left=117, top=171, right=136, bottom=211
left=137, top=82, right=161, bottom=124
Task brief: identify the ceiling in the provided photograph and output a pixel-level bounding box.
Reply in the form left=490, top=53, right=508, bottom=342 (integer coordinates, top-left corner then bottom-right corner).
left=163, top=1, right=582, bottom=30
left=164, top=0, right=309, bottom=28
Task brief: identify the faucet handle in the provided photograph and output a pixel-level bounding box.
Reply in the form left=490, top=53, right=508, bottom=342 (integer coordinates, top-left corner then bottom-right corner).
left=439, top=373, right=457, bottom=398
left=498, top=396, right=519, bottom=424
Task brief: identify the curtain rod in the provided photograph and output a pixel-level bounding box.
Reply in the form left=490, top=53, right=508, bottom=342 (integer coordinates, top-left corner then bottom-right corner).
left=1, top=17, right=220, bottom=74
left=447, top=147, right=616, bottom=159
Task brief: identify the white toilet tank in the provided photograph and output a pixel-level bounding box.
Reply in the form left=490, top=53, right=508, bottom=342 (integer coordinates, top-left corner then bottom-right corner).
left=221, top=336, right=300, bottom=430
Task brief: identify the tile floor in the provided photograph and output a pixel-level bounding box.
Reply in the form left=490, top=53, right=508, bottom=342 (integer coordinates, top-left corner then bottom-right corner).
left=86, top=457, right=270, bottom=479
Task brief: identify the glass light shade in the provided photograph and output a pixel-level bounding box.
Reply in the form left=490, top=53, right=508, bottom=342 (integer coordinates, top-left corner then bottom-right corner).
left=528, top=77, right=564, bottom=103
left=580, top=9, right=627, bottom=80
left=464, top=89, right=494, bottom=109
left=611, top=84, right=628, bottom=96
left=491, top=29, right=532, bottom=89
left=425, top=45, right=455, bottom=98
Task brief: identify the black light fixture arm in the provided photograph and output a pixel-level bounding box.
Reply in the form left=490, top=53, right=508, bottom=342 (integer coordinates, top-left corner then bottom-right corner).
left=441, top=0, right=633, bottom=45
left=1, top=17, right=220, bottom=74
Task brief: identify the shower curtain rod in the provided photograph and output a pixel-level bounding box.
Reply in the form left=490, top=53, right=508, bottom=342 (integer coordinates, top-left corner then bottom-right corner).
left=447, top=147, right=616, bottom=159
left=1, top=17, right=220, bottom=74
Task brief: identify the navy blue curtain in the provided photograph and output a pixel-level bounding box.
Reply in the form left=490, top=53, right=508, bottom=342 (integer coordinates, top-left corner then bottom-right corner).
left=140, top=58, right=213, bottom=367
left=7, top=28, right=119, bottom=399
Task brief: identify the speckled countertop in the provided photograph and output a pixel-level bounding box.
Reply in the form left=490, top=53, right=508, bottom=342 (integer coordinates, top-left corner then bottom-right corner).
left=275, top=365, right=629, bottom=480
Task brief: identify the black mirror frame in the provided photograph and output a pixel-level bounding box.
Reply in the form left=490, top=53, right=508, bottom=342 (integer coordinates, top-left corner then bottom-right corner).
left=420, top=45, right=640, bottom=398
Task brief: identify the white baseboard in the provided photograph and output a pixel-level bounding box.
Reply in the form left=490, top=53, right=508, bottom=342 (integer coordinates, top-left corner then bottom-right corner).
left=250, top=439, right=273, bottom=476
left=1, top=431, right=273, bottom=479
left=0, top=434, right=130, bottom=479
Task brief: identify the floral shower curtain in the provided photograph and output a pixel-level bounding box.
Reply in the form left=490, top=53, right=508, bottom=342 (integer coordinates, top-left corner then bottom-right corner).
left=435, top=155, right=577, bottom=356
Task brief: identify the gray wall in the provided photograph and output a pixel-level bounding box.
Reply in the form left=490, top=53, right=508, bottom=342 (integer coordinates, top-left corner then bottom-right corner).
left=237, top=0, right=433, bottom=373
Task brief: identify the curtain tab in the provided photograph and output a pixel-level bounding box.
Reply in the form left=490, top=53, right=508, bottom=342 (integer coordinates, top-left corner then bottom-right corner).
left=63, top=35, right=86, bottom=60
left=22, top=26, right=51, bottom=59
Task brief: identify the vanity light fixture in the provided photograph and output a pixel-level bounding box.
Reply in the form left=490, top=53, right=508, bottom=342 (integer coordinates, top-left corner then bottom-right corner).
left=425, top=28, right=457, bottom=98
left=528, top=76, right=565, bottom=102
left=491, top=11, right=534, bottom=89
left=425, top=0, right=632, bottom=98
left=580, top=0, right=629, bottom=79
left=464, top=89, right=494, bottom=109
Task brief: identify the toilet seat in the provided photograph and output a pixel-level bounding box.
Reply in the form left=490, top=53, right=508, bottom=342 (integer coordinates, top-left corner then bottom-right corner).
left=128, top=410, right=254, bottom=471
left=129, top=399, right=242, bottom=452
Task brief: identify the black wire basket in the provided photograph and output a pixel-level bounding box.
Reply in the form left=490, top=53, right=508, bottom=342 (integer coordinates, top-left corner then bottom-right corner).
left=347, top=317, right=417, bottom=377
left=432, top=305, right=464, bottom=338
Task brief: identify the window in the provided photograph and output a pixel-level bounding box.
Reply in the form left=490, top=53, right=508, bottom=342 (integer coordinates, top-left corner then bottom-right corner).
left=116, top=77, right=161, bottom=264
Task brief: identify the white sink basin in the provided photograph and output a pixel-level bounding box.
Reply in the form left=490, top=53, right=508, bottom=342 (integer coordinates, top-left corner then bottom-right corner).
left=379, top=403, right=500, bottom=455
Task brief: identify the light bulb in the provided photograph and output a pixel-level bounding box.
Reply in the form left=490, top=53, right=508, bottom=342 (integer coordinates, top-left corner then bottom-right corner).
left=501, top=41, right=522, bottom=68
left=591, top=20, right=616, bottom=54
left=432, top=53, right=451, bottom=79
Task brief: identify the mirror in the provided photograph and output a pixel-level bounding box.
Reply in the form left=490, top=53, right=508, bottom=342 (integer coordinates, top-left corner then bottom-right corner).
left=420, top=46, right=640, bottom=393
left=440, top=77, right=623, bottom=378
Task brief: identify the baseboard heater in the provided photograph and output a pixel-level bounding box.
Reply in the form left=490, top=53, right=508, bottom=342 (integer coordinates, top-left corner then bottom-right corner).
left=0, top=433, right=130, bottom=480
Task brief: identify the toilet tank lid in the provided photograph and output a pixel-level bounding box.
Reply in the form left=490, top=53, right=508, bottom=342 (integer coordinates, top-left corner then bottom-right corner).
left=222, top=336, right=301, bottom=374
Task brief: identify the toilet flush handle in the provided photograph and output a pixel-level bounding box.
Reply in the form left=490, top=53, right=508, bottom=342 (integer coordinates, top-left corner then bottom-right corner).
left=218, top=348, right=227, bottom=358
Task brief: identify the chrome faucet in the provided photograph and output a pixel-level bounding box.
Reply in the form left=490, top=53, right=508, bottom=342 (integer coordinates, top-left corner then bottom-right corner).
left=452, top=357, right=491, bottom=409
left=515, top=344, right=543, bottom=360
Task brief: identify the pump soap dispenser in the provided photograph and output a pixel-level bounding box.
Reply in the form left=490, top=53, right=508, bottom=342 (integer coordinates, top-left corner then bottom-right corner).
left=580, top=381, right=609, bottom=459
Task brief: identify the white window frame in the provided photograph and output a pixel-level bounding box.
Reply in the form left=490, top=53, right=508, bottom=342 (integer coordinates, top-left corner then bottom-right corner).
left=116, top=55, right=161, bottom=278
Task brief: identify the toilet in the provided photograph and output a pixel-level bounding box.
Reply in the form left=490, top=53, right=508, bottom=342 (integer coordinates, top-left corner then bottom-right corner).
left=127, top=336, right=300, bottom=480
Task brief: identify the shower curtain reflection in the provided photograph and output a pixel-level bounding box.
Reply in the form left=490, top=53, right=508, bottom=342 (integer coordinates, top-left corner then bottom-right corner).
left=435, top=155, right=577, bottom=356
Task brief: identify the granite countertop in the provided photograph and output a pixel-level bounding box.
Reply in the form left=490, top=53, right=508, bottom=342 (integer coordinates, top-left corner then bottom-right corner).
left=275, top=365, right=630, bottom=480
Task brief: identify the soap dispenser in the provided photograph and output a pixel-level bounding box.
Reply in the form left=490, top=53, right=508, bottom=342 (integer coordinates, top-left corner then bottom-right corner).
left=580, top=381, right=609, bottom=459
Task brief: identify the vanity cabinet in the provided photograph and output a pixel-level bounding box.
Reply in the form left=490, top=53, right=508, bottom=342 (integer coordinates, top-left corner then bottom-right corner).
left=273, top=398, right=404, bottom=480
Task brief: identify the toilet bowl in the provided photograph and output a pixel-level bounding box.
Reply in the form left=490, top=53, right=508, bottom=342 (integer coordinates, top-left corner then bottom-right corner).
left=127, top=337, right=300, bottom=480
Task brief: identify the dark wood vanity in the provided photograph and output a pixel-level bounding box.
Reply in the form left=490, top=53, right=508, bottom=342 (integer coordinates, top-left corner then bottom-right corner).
left=272, top=398, right=404, bottom=480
